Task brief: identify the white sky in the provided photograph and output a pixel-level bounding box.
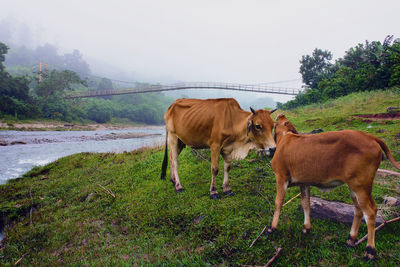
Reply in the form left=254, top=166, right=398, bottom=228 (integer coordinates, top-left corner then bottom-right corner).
left=1, top=0, right=400, bottom=102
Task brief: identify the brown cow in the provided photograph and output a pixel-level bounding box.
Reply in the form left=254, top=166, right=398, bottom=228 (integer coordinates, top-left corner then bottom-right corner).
left=266, top=114, right=400, bottom=260
left=161, top=98, right=276, bottom=199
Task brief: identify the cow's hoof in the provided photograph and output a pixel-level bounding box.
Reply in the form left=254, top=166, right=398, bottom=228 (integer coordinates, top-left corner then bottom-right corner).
left=302, top=227, right=311, bottom=234
left=224, top=190, right=235, bottom=197
left=264, top=228, right=276, bottom=236
left=210, top=193, right=221, bottom=200
left=170, top=179, right=176, bottom=186
left=346, top=235, right=357, bottom=248
left=363, top=246, right=376, bottom=261
left=176, top=188, right=184, bottom=194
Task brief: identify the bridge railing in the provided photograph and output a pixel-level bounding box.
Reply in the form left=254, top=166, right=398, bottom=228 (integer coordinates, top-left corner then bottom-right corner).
left=64, top=82, right=302, bottom=99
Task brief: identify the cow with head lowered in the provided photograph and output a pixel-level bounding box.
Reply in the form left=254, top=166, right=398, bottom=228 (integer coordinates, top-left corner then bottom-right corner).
left=267, top=114, right=400, bottom=260
left=160, top=98, right=276, bottom=199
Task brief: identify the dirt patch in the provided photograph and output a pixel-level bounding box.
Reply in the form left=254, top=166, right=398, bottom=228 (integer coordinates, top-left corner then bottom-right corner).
left=354, top=111, right=400, bottom=121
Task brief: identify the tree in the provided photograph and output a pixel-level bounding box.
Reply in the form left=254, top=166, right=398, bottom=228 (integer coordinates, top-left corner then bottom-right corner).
left=0, top=42, right=34, bottom=118
left=34, top=69, right=86, bottom=120
left=97, top=77, right=113, bottom=100
left=299, top=48, right=335, bottom=89
left=63, top=49, right=90, bottom=77
left=35, top=69, right=86, bottom=99
left=34, top=43, right=63, bottom=67
left=97, top=78, right=113, bottom=91
left=87, top=99, right=112, bottom=123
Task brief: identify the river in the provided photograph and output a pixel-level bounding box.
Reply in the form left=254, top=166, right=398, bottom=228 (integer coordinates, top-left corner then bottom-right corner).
left=0, top=127, right=165, bottom=184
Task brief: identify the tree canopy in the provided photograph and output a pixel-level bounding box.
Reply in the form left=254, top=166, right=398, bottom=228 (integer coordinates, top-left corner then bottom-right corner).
left=279, top=35, right=400, bottom=109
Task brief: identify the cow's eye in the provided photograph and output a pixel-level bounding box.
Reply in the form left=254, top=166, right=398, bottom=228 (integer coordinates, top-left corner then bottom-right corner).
left=255, top=124, right=262, bottom=130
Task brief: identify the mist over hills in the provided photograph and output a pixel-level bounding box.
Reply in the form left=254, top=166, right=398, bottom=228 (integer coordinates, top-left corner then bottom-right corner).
left=1, top=18, right=277, bottom=109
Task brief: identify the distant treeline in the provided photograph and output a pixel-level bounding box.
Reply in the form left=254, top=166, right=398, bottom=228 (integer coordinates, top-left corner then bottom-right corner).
left=278, top=35, right=400, bottom=109
left=0, top=41, right=173, bottom=124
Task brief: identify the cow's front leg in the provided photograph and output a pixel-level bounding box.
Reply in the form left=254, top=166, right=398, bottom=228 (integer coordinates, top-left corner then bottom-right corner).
left=210, top=145, right=221, bottom=199
left=222, top=156, right=234, bottom=196
left=266, top=176, right=288, bottom=235
left=300, top=185, right=311, bottom=234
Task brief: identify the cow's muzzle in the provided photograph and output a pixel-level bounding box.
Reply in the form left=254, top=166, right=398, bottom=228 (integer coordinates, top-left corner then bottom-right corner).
left=266, top=147, right=276, bottom=157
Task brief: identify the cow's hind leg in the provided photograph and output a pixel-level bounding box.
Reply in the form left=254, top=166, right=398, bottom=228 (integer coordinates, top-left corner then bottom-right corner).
left=353, top=188, right=378, bottom=260
left=300, top=185, right=311, bottom=234
left=168, top=134, right=184, bottom=193
left=346, top=188, right=363, bottom=247
left=209, top=145, right=221, bottom=199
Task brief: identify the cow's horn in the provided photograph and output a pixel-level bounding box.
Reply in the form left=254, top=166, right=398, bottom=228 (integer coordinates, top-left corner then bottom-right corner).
left=250, top=107, right=256, bottom=115
left=270, top=108, right=277, bottom=114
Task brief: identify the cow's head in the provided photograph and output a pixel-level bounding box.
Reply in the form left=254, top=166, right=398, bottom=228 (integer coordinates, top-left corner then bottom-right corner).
left=246, top=107, right=276, bottom=156
left=274, top=114, right=298, bottom=145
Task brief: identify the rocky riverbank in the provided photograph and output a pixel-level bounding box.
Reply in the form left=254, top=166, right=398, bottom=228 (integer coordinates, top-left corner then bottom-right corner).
left=0, top=121, right=147, bottom=131
left=0, top=122, right=164, bottom=146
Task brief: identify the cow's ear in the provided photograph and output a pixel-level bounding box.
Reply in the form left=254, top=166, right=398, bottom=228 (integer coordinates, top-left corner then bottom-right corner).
left=250, top=107, right=256, bottom=115
left=270, top=108, right=277, bottom=114
left=284, top=121, right=298, bottom=134
left=246, top=120, right=253, bottom=136
left=277, top=114, right=286, bottom=120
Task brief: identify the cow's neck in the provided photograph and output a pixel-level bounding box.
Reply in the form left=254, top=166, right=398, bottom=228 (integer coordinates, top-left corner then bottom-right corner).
left=228, top=112, right=256, bottom=160
left=231, top=141, right=256, bottom=160
left=275, top=132, right=287, bottom=146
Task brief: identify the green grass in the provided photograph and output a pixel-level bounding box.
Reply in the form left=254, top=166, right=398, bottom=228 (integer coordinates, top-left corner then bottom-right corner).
left=0, top=89, right=399, bottom=266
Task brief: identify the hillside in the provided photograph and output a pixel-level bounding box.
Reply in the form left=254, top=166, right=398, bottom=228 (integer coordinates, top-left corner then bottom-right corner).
left=0, top=89, right=399, bottom=266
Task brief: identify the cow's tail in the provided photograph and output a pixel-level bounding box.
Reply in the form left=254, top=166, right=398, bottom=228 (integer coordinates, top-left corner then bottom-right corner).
left=375, top=137, right=400, bottom=170
left=160, top=130, right=168, bottom=179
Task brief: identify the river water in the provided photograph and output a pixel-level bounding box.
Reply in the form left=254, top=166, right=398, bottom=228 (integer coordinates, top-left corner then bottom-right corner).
left=0, top=127, right=165, bottom=184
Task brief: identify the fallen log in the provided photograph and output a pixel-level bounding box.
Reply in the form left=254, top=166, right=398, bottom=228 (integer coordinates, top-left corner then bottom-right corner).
left=309, top=197, right=385, bottom=225
left=376, top=168, right=400, bottom=178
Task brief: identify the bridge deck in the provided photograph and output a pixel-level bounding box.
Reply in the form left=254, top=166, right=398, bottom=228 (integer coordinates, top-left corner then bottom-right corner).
left=65, top=82, right=301, bottom=99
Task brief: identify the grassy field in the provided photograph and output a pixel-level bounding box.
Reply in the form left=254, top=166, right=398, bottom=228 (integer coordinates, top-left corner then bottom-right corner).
left=0, top=89, right=399, bottom=266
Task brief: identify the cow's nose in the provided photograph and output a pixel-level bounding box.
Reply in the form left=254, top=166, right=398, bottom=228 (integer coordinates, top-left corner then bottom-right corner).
left=266, top=147, right=276, bottom=157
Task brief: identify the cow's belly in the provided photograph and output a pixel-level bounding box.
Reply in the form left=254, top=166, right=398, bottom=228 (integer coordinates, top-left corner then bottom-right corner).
left=177, top=134, right=210, bottom=149
left=290, top=177, right=344, bottom=192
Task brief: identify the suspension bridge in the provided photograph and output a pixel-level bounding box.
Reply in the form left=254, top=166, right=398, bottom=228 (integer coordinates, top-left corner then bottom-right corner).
left=64, top=82, right=302, bottom=99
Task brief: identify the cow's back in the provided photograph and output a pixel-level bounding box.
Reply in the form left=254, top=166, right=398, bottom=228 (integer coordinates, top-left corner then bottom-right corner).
left=164, top=98, right=245, bottom=147
left=272, top=130, right=382, bottom=183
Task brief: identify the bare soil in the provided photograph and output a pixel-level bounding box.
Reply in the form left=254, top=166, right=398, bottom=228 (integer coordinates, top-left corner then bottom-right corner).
left=354, top=111, right=400, bottom=121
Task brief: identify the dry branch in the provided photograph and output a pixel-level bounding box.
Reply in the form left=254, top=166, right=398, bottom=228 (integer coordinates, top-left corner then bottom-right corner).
left=355, top=216, right=400, bottom=246
left=14, top=249, right=31, bottom=265
left=250, top=193, right=301, bottom=248
left=265, top=247, right=283, bottom=266
left=242, top=247, right=283, bottom=267
left=191, top=148, right=210, bottom=161
left=249, top=225, right=268, bottom=248
left=282, top=193, right=301, bottom=207
left=97, top=183, right=116, bottom=198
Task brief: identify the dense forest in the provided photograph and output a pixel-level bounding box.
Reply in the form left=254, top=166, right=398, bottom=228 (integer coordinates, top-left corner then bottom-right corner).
left=278, top=35, right=400, bottom=109
left=0, top=41, right=173, bottom=124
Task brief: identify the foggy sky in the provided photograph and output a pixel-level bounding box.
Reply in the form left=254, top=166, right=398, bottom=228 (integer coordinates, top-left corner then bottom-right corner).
left=1, top=0, right=400, bottom=103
